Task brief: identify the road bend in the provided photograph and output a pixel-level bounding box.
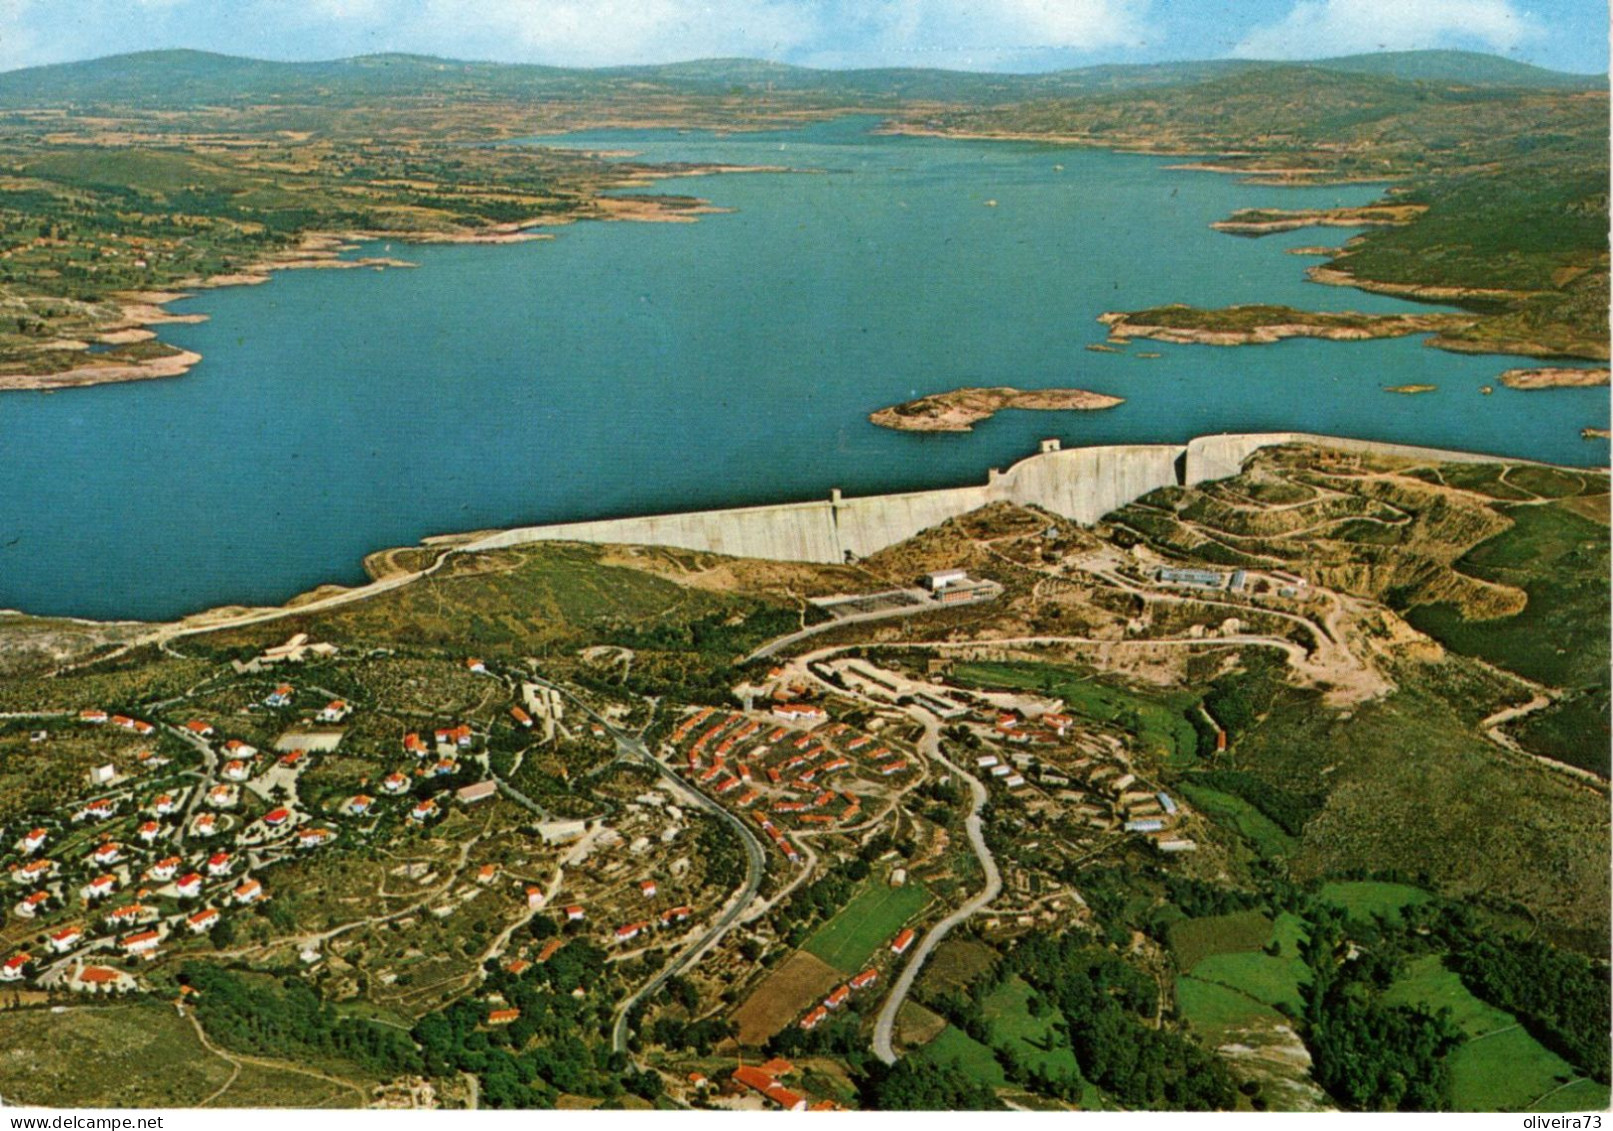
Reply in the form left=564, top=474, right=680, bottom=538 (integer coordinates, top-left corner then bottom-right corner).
left=872, top=714, right=1002, bottom=1065
left=513, top=674, right=770, bottom=1057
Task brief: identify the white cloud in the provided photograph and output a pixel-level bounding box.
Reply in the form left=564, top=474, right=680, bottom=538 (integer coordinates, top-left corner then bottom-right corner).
left=1234, top=0, right=1543, bottom=59
left=801, top=0, right=1153, bottom=69
left=393, top=0, right=822, bottom=66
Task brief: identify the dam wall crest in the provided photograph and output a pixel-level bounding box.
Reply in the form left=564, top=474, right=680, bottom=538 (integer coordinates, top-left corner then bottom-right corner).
left=462, top=433, right=1568, bottom=565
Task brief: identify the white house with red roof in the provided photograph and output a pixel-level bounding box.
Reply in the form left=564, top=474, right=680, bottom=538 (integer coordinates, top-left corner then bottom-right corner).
left=20, top=828, right=47, bottom=855
left=192, top=813, right=218, bottom=838
left=233, top=879, right=264, bottom=905
left=185, top=720, right=216, bottom=737
left=150, top=857, right=181, bottom=881
left=206, top=852, right=233, bottom=877
left=92, top=842, right=123, bottom=866
left=262, top=807, right=291, bottom=829
left=409, top=799, right=438, bottom=823
left=50, top=926, right=84, bottom=954
left=639, top=879, right=658, bottom=898
left=137, top=821, right=162, bottom=844
left=614, top=921, right=648, bottom=943
left=175, top=873, right=203, bottom=898
left=772, top=703, right=827, bottom=722
left=83, top=874, right=117, bottom=900
left=79, top=709, right=109, bottom=725
left=187, top=908, right=221, bottom=934
left=206, top=784, right=239, bottom=809
left=526, top=886, right=547, bottom=909
left=265, top=685, right=294, bottom=708
left=565, top=906, right=585, bottom=922
left=849, top=968, right=879, bottom=991
left=891, top=928, right=916, bottom=955
left=152, top=793, right=179, bottom=816
left=221, top=760, right=252, bottom=782
left=104, top=904, right=149, bottom=928
left=15, top=859, right=53, bottom=885
left=0, top=953, right=30, bottom=981
left=297, top=827, right=335, bottom=849
left=79, top=798, right=118, bottom=821
left=381, top=772, right=410, bottom=794
left=318, top=699, right=352, bottom=722
left=120, top=929, right=161, bottom=956
left=223, top=739, right=258, bottom=758
left=15, top=890, right=50, bottom=918
left=345, top=795, right=373, bottom=816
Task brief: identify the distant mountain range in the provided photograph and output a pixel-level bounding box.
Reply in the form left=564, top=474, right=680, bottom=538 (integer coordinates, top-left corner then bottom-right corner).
left=0, top=47, right=1599, bottom=109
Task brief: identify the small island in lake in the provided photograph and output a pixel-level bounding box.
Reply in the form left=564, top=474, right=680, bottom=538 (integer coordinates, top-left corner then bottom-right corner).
left=1499, top=367, right=1611, bottom=390
left=869, top=386, right=1123, bottom=432
left=1385, top=384, right=1437, bottom=394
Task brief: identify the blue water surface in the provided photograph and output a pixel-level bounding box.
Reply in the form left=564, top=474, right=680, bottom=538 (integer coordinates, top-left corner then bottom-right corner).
left=1, top=117, right=1605, bottom=619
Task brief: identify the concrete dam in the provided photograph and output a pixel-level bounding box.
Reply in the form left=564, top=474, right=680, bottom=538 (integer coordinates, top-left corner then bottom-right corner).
left=463, top=432, right=1552, bottom=565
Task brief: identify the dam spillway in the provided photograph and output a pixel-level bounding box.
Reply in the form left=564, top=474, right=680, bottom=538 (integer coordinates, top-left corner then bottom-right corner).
left=462, top=432, right=1568, bottom=565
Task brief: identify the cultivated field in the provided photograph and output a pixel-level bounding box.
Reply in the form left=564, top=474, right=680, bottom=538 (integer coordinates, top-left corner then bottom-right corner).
left=730, top=950, right=842, bottom=1046
left=802, top=881, right=930, bottom=973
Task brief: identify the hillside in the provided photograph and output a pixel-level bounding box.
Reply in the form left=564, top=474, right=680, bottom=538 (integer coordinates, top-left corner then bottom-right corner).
left=900, top=65, right=1608, bottom=360
left=0, top=47, right=1596, bottom=111
left=0, top=443, right=1605, bottom=1111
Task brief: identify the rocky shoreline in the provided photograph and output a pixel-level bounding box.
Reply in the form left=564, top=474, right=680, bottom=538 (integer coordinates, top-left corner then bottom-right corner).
left=1097, top=305, right=1471, bottom=347
left=1499, top=367, right=1611, bottom=390
left=1210, top=203, right=1424, bottom=235
left=0, top=173, right=748, bottom=393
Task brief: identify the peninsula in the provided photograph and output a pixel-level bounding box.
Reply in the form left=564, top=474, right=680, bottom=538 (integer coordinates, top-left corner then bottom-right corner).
left=1210, top=203, right=1425, bottom=235
left=1499, top=367, right=1611, bottom=389
left=1097, top=304, right=1472, bottom=347
left=868, top=386, right=1124, bottom=432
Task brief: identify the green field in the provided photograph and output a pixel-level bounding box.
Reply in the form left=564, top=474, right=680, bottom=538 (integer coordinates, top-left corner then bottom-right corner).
left=1384, top=955, right=1605, bottom=1112
left=802, top=880, right=930, bottom=973
left=913, top=1025, right=1007, bottom=1089
left=1190, top=952, right=1308, bottom=1015
left=981, top=976, right=1083, bottom=1079
left=1167, top=910, right=1273, bottom=971
left=1172, top=907, right=1309, bottom=1035
left=1176, top=974, right=1284, bottom=1033
left=950, top=661, right=1201, bottom=765
left=1177, top=782, right=1298, bottom=860
left=1316, top=881, right=1431, bottom=923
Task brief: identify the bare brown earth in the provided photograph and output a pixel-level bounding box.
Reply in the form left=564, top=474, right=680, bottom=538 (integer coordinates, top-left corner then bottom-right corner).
left=730, top=950, right=842, bottom=1045
left=868, top=386, right=1124, bottom=432
left=2, top=347, right=204, bottom=391
left=1499, top=367, right=1611, bottom=389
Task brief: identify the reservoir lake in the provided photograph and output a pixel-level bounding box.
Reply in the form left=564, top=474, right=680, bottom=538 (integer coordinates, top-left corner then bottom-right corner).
left=3, top=116, right=1607, bottom=620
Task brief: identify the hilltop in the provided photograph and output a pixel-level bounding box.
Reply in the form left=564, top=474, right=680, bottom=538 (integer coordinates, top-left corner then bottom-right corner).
left=0, top=47, right=1598, bottom=110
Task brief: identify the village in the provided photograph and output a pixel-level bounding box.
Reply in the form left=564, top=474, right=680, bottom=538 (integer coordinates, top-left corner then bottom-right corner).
left=0, top=596, right=1215, bottom=1114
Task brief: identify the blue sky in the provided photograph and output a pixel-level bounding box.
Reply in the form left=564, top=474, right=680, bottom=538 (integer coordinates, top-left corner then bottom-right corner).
left=2, top=0, right=1606, bottom=75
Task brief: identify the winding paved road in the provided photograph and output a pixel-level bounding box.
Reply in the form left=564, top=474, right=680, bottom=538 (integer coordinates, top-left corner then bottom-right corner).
left=871, top=714, right=1002, bottom=1065
left=512, top=674, right=770, bottom=1057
